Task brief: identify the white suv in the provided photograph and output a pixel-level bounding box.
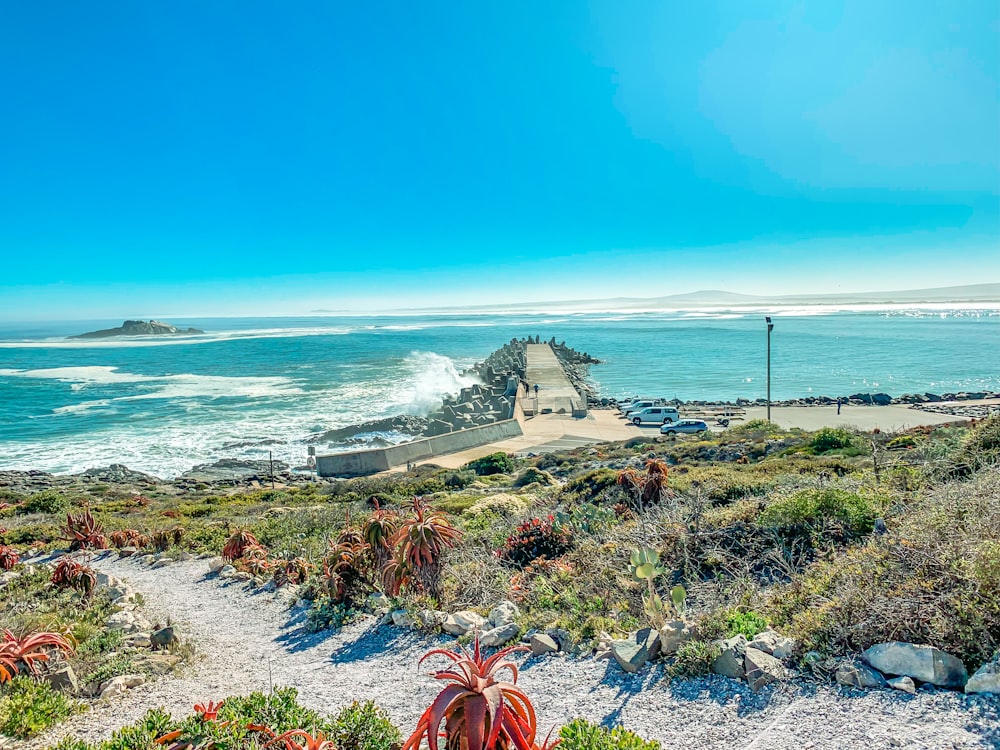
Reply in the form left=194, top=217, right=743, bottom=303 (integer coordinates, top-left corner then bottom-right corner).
left=630, top=406, right=680, bottom=425
left=621, top=399, right=665, bottom=416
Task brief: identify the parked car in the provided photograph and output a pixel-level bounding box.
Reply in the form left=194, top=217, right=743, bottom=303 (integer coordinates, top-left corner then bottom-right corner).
left=629, top=406, right=680, bottom=425
left=620, top=399, right=653, bottom=414
left=660, top=419, right=709, bottom=435
left=621, top=399, right=669, bottom=416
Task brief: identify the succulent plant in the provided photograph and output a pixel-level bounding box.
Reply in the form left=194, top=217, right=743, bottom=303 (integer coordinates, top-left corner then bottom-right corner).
left=51, top=557, right=97, bottom=596
left=223, top=529, right=260, bottom=562
left=403, top=638, right=558, bottom=750
left=0, top=545, right=19, bottom=571
left=390, top=497, right=461, bottom=600
left=0, top=628, right=74, bottom=682
left=62, top=509, right=108, bottom=551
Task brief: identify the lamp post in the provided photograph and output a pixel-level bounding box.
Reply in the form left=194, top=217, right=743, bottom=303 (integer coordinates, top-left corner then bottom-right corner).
left=765, top=316, right=774, bottom=421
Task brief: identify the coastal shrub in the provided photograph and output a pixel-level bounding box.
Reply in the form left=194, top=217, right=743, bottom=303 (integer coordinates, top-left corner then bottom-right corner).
left=767, top=469, right=1000, bottom=663
left=330, top=700, right=401, bottom=750
left=465, top=493, right=528, bottom=520
left=514, top=466, right=556, bottom=487
left=554, top=503, right=616, bottom=535
left=725, top=610, right=769, bottom=639
left=559, top=718, right=662, bottom=750
left=305, top=597, right=353, bottom=633
left=947, top=416, right=1000, bottom=477
left=560, top=468, right=620, bottom=504
left=443, top=470, right=475, bottom=489
left=498, top=515, right=574, bottom=567
left=19, top=491, right=69, bottom=515
left=808, top=428, right=857, bottom=454
left=729, top=419, right=784, bottom=437
left=464, top=451, right=515, bottom=476
left=431, top=494, right=479, bottom=515
left=667, top=640, right=720, bottom=678
left=757, top=488, right=879, bottom=536
left=84, top=653, right=134, bottom=687
left=0, top=675, right=81, bottom=738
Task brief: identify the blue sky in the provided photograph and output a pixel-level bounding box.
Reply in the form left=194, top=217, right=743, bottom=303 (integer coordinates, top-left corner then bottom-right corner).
left=1, top=1, right=998, bottom=318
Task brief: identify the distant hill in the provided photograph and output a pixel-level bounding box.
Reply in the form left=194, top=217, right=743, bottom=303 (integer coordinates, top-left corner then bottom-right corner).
left=395, top=283, right=1000, bottom=314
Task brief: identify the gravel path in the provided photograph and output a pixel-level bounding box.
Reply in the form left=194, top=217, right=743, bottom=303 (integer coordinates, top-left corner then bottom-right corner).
left=32, top=556, right=1000, bottom=750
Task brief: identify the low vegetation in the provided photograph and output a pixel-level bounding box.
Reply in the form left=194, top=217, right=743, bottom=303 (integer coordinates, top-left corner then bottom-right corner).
left=2, top=417, right=998, bottom=744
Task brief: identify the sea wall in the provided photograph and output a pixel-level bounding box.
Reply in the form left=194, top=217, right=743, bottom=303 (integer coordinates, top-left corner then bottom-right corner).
left=316, top=413, right=524, bottom=477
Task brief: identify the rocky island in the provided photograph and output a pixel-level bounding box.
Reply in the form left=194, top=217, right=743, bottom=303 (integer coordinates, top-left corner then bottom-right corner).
left=72, top=319, right=205, bottom=338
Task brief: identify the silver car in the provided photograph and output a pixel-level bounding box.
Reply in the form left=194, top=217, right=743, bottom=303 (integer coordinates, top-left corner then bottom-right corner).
left=660, top=419, right=708, bottom=435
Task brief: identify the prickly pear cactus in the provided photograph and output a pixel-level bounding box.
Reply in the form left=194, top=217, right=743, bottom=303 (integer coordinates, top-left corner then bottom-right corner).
left=670, top=584, right=687, bottom=615
left=629, top=546, right=665, bottom=581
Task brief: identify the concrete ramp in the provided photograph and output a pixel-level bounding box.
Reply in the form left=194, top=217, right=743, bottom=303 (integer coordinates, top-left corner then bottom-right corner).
left=525, top=344, right=587, bottom=417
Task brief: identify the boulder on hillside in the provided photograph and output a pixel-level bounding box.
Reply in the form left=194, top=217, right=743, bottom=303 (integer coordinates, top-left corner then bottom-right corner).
left=43, top=664, right=79, bottom=694
left=612, top=628, right=661, bottom=673
left=442, top=611, right=487, bottom=636
left=888, top=676, right=916, bottom=694
left=862, top=642, right=968, bottom=689
left=489, top=600, right=520, bottom=628
left=748, top=629, right=796, bottom=660
left=480, top=622, right=520, bottom=648
left=966, top=655, right=1000, bottom=695
left=835, top=660, right=888, bottom=689
left=712, top=635, right=748, bottom=679
left=659, top=620, right=692, bottom=657
left=529, top=633, right=559, bottom=656
left=745, top=647, right=787, bottom=692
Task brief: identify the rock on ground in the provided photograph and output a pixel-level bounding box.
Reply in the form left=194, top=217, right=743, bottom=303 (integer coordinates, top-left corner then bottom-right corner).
left=862, top=642, right=969, bottom=689
left=30, top=558, right=1000, bottom=750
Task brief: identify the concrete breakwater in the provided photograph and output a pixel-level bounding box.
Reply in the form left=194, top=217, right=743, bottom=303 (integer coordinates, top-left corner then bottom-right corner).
left=316, top=338, right=596, bottom=477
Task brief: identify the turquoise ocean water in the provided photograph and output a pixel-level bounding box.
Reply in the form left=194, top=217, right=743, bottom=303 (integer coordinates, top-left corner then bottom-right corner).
left=1, top=307, right=998, bottom=477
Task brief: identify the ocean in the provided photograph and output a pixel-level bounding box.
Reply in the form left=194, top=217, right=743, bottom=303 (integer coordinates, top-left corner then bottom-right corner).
left=1, top=306, right=998, bottom=478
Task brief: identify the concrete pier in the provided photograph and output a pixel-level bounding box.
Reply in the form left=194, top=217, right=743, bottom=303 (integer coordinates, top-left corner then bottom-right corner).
left=524, top=344, right=588, bottom=417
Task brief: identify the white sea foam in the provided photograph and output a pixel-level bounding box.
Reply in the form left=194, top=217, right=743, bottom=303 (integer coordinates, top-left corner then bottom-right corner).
left=1, top=367, right=304, bottom=412
left=390, top=351, right=480, bottom=415
left=0, top=326, right=353, bottom=349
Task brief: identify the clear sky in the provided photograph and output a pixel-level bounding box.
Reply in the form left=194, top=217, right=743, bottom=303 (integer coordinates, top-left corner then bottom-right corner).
left=1, top=1, right=998, bottom=319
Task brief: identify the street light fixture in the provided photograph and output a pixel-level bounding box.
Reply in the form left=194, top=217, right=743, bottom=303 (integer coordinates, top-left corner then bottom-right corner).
left=765, top=316, right=774, bottom=421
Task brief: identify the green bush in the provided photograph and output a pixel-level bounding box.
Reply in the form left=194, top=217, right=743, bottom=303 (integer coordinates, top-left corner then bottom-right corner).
left=19, top=491, right=70, bottom=515
left=0, top=676, right=81, bottom=738
left=464, top=452, right=515, bottom=476
left=560, top=468, right=620, bottom=504
left=808, top=428, right=857, bottom=454
left=305, top=597, right=353, bottom=633
left=667, top=640, right=720, bottom=678
left=757, top=488, right=879, bottom=536
left=949, top=416, right=1000, bottom=477
left=514, top=467, right=555, bottom=487
left=767, top=469, right=1000, bottom=664
left=85, top=654, right=134, bottom=686
left=559, top=718, right=661, bottom=750
left=725, top=610, right=769, bottom=639
left=330, top=700, right=402, bottom=750
left=45, top=689, right=398, bottom=750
